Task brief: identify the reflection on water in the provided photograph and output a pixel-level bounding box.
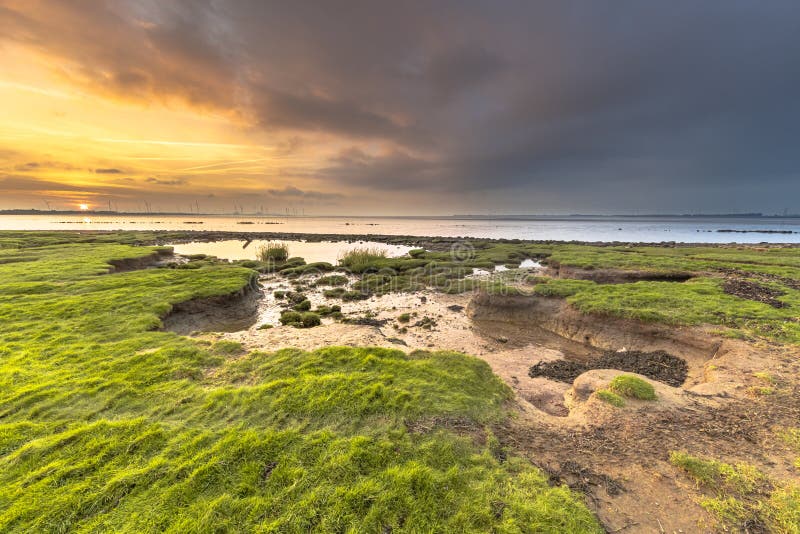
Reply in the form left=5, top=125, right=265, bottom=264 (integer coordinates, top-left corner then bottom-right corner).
left=169, top=239, right=413, bottom=264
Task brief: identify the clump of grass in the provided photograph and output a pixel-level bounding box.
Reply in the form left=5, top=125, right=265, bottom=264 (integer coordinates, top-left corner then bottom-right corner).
left=595, top=389, right=625, bottom=407
left=669, top=452, right=767, bottom=495
left=279, top=310, right=321, bottom=328
left=608, top=375, right=656, bottom=400
left=397, top=313, right=411, bottom=323
left=748, top=386, right=776, bottom=396
left=293, top=299, right=311, bottom=311
left=315, top=274, right=349, bottom=286
left=257, top=241, right=289, bottom=263
left=273, top=290, right=287, bottom=299
left=323, top=287, right=346, bottom=298
left=338, top=246, right=388, bottom=272
left=342, top=290, right=370, bottom=301
left=753, top=371, right=775, bottom=383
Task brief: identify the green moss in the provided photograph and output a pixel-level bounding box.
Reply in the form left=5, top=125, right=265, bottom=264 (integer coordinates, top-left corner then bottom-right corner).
left=608, top=375, right=656, bottom=400
left=595, top=389, right=625, bottom=407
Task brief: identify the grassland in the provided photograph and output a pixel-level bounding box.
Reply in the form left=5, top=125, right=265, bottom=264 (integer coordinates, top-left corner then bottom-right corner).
left=0, top=233, right=601, bottom=532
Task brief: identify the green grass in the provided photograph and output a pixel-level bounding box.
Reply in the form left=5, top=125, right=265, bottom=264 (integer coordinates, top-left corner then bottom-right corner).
left=780, top=428, right=800, bottom=470
left=595, top=389, right=625, bottom=407
left=0, top=233, right=601, bottom=532
left=338, top=247, right=389, bottom=272
left=670, top=452, right=799, bottom=532
left=608, top=375, right=657, bottom=400
left=257, top=241, right=290, bottom=263
left=315, top=274, right=349, bottom=286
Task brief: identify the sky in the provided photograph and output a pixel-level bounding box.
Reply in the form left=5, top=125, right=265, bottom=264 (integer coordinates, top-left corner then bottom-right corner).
left=1, top=1, right=800, bottom=215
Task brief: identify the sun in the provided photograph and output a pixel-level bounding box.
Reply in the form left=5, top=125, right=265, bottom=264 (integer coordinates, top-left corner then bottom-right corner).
left=79, top=204, right=89, bottom=211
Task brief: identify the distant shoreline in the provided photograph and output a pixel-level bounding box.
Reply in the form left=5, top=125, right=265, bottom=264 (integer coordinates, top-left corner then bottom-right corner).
left=1, top=210, right=799, bottom=220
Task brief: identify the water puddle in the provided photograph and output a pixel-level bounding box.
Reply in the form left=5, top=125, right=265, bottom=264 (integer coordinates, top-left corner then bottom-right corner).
left=168, top=239, right=413, bottom=264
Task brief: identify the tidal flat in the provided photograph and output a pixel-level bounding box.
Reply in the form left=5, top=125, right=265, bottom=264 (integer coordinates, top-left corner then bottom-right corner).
left=1, top=231, right=799, bottom=532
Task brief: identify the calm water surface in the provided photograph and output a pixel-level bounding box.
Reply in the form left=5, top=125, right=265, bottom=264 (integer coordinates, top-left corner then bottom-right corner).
left=170, top=239, right=413, bottom=264
left=2, top=214, right=799, bottom=243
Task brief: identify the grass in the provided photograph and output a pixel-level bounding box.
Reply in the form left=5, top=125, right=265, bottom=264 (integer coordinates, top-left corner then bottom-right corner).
left=608, top=375, right=657, bottom=400
left=338, top=246, right=388, bottom=272
left=595, top=389, right=625, bottom=407
left=0, top=233, right=601, bottom=532
left=670, top=452, right=799, bottom=532
left=780, top=428, right=800, bottom=470
left=257, top=241, right=290, bottom=263
left=315, top=274, right=349, bottom=286
left=279, top=310, right=321, bottom=327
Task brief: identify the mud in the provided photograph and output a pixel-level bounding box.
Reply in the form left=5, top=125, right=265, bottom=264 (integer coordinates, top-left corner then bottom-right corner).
left=107, top=247, right=174, bottom=272
left=722, top=278, right=788, bottom=308
left=161, top=274, right=261, bottom=335
left=468, top=292, right=720, bottom=384
left=529, top=350, right=689, bottom=387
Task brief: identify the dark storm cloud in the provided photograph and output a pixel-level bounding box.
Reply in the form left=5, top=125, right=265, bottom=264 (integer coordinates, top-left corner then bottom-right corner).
left=4, top=1, right=800, bottom=210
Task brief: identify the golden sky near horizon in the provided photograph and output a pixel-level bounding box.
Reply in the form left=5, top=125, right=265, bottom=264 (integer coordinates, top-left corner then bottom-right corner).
left=0, top=41, right=342, bottom=213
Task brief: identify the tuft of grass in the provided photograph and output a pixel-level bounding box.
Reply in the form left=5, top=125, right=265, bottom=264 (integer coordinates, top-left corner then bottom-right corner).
left=779, top=428, right=800, bottom=471
left=315, top=274, right=349, bottom=286
left=669, top=452, right=767, bottom=495
left=257, top=241, right=290, bottom=263
left=338, top=246, right=388, bottom=272
left=293, top=299, right=312, bottom=311
left=397, top=313, right=411, bottom=323
left=280, top=310, right=321, bottom=328
left=595, top=389, right=625, bottom=407
left=608, top=375, right=657, bottom=401
left=753, top=371, right=775, bottom=384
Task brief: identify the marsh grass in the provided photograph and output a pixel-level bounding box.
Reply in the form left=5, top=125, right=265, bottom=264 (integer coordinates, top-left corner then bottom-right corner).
left=338, top=246, right=388, bottom=272
left=257, top=241, right=290, bottom=263
left=0, top=235, right=601, bottom=531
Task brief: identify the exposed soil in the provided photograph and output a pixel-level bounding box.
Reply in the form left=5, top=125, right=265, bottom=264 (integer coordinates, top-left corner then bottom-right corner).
left=722, top=278, right=788, bottom=308
left=106, top=248, right=174, bottom=272
left=529, top=350, right=689, bottom=387
left=161, top=274, right=261, bottom=335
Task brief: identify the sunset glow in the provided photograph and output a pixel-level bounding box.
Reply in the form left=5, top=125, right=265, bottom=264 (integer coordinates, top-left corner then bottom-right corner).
left=2, top=1, right=800, bottom=214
